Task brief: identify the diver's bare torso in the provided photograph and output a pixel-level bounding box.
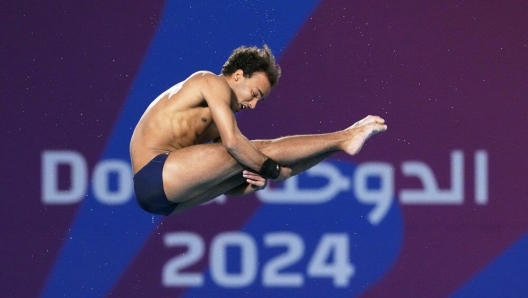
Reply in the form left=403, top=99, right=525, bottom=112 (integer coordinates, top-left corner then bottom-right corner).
left=130, top=71, right=227, bottom=174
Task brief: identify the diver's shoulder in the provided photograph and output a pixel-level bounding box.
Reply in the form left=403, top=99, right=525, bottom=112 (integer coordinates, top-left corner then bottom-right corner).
left=189, top=70, right=218, bottom=80
left=187, top=70, right=228, bottom=88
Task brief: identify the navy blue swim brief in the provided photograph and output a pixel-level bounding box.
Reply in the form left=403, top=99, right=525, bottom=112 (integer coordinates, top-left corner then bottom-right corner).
left=133, top=153, right=178, bottom=216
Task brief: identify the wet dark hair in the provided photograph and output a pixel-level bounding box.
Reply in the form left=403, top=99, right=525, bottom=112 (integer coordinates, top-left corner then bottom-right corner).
left=221, top=45, right=281, bottom=87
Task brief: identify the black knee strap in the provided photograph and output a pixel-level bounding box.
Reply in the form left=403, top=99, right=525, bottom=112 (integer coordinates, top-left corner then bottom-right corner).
left=259, top=158, right=281, bottom=179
